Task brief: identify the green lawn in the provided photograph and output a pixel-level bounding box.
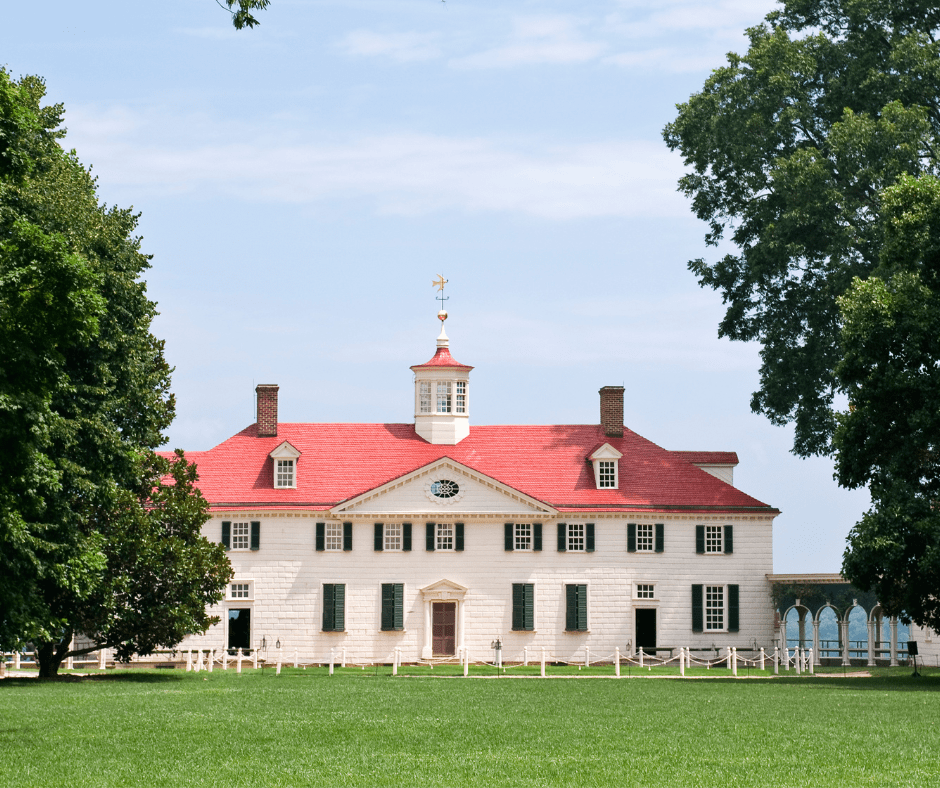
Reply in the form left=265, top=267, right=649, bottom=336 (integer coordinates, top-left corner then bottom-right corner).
left=1, top=667, right=938, bottom=787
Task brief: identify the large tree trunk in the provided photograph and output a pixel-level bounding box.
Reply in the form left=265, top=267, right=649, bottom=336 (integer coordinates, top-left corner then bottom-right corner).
left=36, top=632, right=72, bottom=678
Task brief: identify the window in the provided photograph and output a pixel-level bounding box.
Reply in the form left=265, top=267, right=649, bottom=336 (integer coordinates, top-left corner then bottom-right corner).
left=231, top=522, right=250, bottom=550
left=436, top=381, right=452, bottom=413
left=322, top=583, right=345, bottom=631
left=384, top=523, right=402, bottom=551
left=636, top=524, right=654, bottom=552
left=316, top=522, right=352, bottom=551
left=222, top=521, right=259, bottom=551
left=430, top=479, right=459, bottom=499
left=705, top=525, right=723, bottom=553
left=515, top=523, right=531, bottom=551
left=505, top=523, right=543, bottom=552
left=419, top=381, right=432, bottom=414
left=381, top=583, right=404, bottom=631
left=696, top=524, right=733, bottom=554
left=636, top=584, right=655, bottom=600
left=455, top=381, right=467, bottom=413
left=691, top=584, right=739, bottom=633
left=268, top=441, right=301, bottom=489
left=512, top=583, right=535, bottom=631
left=426, top=522, right=464, bottom=551
left=706, top=585, right=724, bottom=630
left=275, top=459, right=295, bottom=488
left=557, top=523, right=594, bottom=552
left=437, top=523, right=454, bottom=551
left=627, top=523, right=663, bottom=553
left=230, top=582, right=251, bottom=599
left=565, top=584, right=588, bottom=631
left=598, top=460, right=616, bottom=488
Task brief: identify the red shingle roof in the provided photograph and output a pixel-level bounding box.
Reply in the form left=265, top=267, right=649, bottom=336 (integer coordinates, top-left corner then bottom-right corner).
left=173, top=423, right=774, bottom=515
left=410, top=346, right=473, bottom=370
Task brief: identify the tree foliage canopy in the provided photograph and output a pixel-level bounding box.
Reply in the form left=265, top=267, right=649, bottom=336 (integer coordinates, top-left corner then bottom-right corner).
left=664, top=0, right=940, bottom=457
left=0, top=70, right=231, bottom=676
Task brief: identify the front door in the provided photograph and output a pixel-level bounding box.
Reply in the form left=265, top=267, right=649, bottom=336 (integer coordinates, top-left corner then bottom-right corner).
left=635, top=608, right=656, bottom=653
left=228, top=608, right=251, bottom=653
left=432, top=602, right=456, bottom=656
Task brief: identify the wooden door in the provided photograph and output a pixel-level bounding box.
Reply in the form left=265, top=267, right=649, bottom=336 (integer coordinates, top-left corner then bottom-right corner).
left=432, top=602, right=456, bottom=656
left=635, top=608, right=656, bottom=652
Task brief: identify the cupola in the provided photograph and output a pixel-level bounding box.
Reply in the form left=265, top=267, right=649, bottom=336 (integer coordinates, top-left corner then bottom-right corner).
left=411, top=298, right=473, bottom=445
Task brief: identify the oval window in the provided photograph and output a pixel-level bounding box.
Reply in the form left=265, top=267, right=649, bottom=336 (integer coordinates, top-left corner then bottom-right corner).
left=430, top=479, right=459, bottom=499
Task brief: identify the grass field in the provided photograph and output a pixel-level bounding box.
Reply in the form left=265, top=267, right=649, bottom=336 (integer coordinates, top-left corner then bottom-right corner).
left=1, top=666, right=938, bottom=787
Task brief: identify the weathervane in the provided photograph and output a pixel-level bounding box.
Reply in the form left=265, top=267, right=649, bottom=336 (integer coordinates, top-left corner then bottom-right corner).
left=433, top=274, right=449, bottom=322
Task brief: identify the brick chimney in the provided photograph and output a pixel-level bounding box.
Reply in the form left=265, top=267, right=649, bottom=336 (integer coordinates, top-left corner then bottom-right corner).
left=599, top=386, right=624, bottom=438
left=256, top=384, right=279, bottom=437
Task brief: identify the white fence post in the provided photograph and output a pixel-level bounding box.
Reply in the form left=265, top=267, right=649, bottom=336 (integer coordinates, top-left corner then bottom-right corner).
left=679, top=647, right=685, bottom=677
left=759, top=648, right=765, bottom=671
left=541, top=647, right=546, bottom=678
left=252, top=649, right=258, bottom=670
left=615, top=647, right=621, bottom=678
left=329, top=648, right=335, bottom=676
left=731, top=648, right=738, bottom=677
left=208, top=650, right=214, bottom=673
left=294, top=649, right=298, bottom=669
left=585, top=646, right=590, bottom=668
left=186, top=650, right=193, bottom=672
left=236, top=648, right=243, bottom=674
left=463, top=649, right=469, bottom=677
left=795, top=648, right=802, bottom=675
left=341, top=647, right=346, bottom=668
left=808, top=648, right=815, bottom=674
left=639, top=647, right=644, bottom=668
left=98, top=649, right=107, bottom=670
left=773, top=647, right=779, bottom=675
left=523, top=646, right=528, bottom=667
left=14, top=652, right=21, bottom=670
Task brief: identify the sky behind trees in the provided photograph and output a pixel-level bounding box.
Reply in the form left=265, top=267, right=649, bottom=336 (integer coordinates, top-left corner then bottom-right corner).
left=0, top=0, right=869, bottom=572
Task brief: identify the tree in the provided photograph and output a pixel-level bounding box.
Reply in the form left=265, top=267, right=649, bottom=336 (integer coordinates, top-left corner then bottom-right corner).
left=663, top=0, right=940, bottom=457
left=0, top=70, right=232, bottom=676
left=836, top=174, right=940, bottom=630
left=218, top=0, right=270, bottom=29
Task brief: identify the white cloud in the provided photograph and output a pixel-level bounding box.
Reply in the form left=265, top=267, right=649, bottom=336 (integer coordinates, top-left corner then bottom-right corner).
left=338, top=29, right=442, bottom=62
left=65, top=108, right=690, bottom=220
left=451, top=15, right=607, bottom=69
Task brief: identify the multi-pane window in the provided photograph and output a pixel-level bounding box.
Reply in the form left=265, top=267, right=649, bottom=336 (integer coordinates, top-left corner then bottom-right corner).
left=598, top=460, right=616, bottom=488
left=419, top=381, right=432, bottom=414
left=514, top=523, right=532, bottom=551
left=636, top=523, right=654, bottom=552
left=455, top=381, right=467, bottom=413
left=436, top=523, right=454, bottom=551
left=705, top=525, right=723, bottom=553
left=231, top=522, right=250, bottom=550
left=384, top=523, right=402, bottom=551
left=436, top=381, right=452, bottom=413
left=231, top=583, right=250, bottom=599
left=567, top=523, right=585, bottom=552
left=705, top=585, right=724, bottom=630
left=325, top=523, right=344, bottom=551
left=636, top=584, right=655, bottom=599
left=275, top=459, right=295, bottom=488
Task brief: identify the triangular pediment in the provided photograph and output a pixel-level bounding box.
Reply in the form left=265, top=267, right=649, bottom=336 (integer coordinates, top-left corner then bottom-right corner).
left=269, top=440, right=301, bottom=460
left=589, top=442, right=623, bottom=461
left=331, top=457, right=556, bottom=516
left=420, top=578, right=468, bottom=601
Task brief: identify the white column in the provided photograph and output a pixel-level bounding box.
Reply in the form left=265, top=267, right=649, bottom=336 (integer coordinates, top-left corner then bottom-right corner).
left=841, top=618, right=851, bottom=666
left=812, top=619, right=821, bottom=666
left=456, top=599, right=465, bottom=659
left=422, top=601, right=433, bottom=660
left=866, top=618, right=876, bottom=667
left=890, top=618, right=899, bottom=666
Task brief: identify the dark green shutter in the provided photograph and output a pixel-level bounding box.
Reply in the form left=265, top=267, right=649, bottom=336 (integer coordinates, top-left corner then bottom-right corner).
left=221, top=521, right=231, bottom=550
left=655, top=523, right=664, bottom=553
left=728, top=584, right=739, bottom=632
left=381, top=583, right=403, bottom=631
left=343, top=522, right=352, bottom=551
left=505, top=523, right=514, bottom=551
left=533, top=523, right=542, bottom=551
left=724, top=524, right=734, bottom=554
left=333, top=584, right=345, bottom=631
left=512, top=583, right=534, bottom=631
left=426, top=522, right=435, bottom=551
left=695, top=525, right=705, bottom=554
left=374, top=523, right=383, bottom=551
left=566, top=584, right=587, bottom=631
left=403, top=523, right=412, bottom=551
left=586, top=523, right=595, bottom=552
left=250, top=521, right=260, bottom=551
left=566, top=584, right=578, bottom=630
left=455, top=522, right=464, bottom=551
left=316, top=522, right=325, bottom=551
left=627, top=523, right=636, bottom=553
left=557, top=523, right=567, bottom=552
left=692, top=584, right=703, bottom=632
left=323, top=584, right=336, bottom=631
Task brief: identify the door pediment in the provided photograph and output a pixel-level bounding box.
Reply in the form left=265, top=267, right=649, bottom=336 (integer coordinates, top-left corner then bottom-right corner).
left=420, top=579, right=468, bottom=601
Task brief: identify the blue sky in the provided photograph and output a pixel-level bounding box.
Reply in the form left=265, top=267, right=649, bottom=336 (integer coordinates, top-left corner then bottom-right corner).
left=2, top=0, right=869, bottom=572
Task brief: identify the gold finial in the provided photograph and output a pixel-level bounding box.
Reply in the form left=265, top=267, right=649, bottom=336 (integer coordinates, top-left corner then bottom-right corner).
left=433, top=275, right=449, bottom=321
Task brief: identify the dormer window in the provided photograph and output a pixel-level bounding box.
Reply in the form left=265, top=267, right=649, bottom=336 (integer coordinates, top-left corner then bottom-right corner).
left=588, top=443, right=623, bottom=490
left=269, top=440, right=302, bottom=489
